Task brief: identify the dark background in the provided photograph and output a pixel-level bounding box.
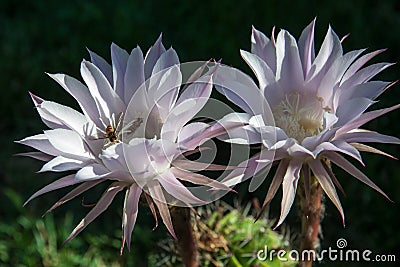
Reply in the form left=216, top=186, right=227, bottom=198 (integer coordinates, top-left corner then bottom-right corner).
left=1, top=0, right=399, bottom=266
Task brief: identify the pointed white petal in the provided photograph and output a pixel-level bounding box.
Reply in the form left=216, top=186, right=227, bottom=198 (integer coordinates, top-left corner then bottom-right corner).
left=251, top=26, right=277, bottom=72
left=337, top=130, right=400, bottom=144
left=111, top=43, right=130, bottom=98
left=314, top=140, right=363, bottom=164
left=240, top=50, right=275, bottom=90
left=326, top=152, right=391, bottom=201
left=24, top=174, right=76, bottom=206
left=75, top=163, right=131, bottom=182
left=44, top=129, right=93, bottom=160
left=161, top=75, right=212, bottom=142
left=157, top=171, right=206, bottom=205
left=214, top=65, right=265, bottom=116
left=16, top=152, right=54, bottom=162
left=177, top=122, right=209, bottom=148
left=16, top=134, right=61, bottom=156
left=40, top=101, right=89, bottom=135
left=308, top=159, right=345, bottom=224
left=350, top=143, right=397, bottom=159
left=88, top=48, right=113, bottom=84
left=29, top=93, right=67, bottom=129
left=335, top=97, right=374, bottom=127
left=39, top=156, right=85, bottom=172
left=298, top=18, right=316, bottom=77
left=275, top=30, right=304, bottom=93
left=81, top=60, right=125, bottom=118
left=150, top=65, right=182, bottom=120
left=340, top=62, right=394, bottom=89
left=336, top=104, right=400, bottom=136
left=341, top=49, right=387, bottom=84
left=306, top=26, right=342, bottom=91
left=44, top=179, right=103, bottom=216
left=257, top=160, right=289, bottom=219
left=63, top=183, right=124, bottom=245
left=171, top=167, right=233, bottom=191
left=124, top=46, right=145, bottom=103
left=122, top=184, right=142, bottom=252
left=47, top=73, right=102, bottom=126
left=152, top=47, right=180, bottom=76
left=144, top=34, right=166, bottom=80
left=275, top=160, right=302, bottom=228
left=147, top=180, right=176, bottom=239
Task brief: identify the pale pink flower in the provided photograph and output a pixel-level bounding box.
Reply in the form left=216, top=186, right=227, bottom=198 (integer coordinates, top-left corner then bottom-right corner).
left=17, top=36, right=230, bottom=253
left=216, top=20, right=400, bottom=227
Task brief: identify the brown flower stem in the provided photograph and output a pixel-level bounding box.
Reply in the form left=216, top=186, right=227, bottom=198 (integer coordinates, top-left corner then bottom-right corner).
left=171, top=207, right=199, bottom=267
left=299, top=175, right=324, bottom=267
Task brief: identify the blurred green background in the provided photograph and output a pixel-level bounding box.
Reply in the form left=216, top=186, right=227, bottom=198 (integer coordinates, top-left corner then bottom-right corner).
left=1, top=0, right=399, bottom=266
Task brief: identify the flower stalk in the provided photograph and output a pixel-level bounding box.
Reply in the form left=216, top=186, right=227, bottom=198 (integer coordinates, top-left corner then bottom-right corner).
left=299, top=169, right=325, bottom=267
left=171, top=207, right=199, bottom=267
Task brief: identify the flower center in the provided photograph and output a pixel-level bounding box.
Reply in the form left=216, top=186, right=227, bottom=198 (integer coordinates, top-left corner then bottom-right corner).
left=273, top=92, right=324, bottom=142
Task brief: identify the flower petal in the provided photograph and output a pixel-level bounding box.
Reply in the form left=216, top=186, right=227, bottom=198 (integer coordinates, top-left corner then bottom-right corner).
left=161, top=75, right=212, bottom=142
left=16, top=134, right=61, bottom=156
left=326, top=152, right=391, bottom=201
left=88, top=48, right=113, bottom=84
left=341, top=49, right=387, bottom=84
left=298, top=18, right=316, bottom=77
left=124, top=46, right=145, bottom=104
left=177, top=122, right=209, bottom=148
left=39, top=156, right=86, bottom=173
left=241, top=50, right=275, bottom=90
left=157, top=171, right=206, bottom=205
left=29, top=93, right=67, bottom=129
left=44, top=129, right=94, bottom=160
left=23, top=174, right=76, bottom=206
left=338, top=81, right=390, bottom=106
left=216, top=113, right=263, bottom=145
left=335, top=104, right=400, bottom=136
left=220, top=151, right=275, bottom=188
left=275, top=160, right=302, bottom=228
left=111, top=43, right=130, bottom=98
left=214, top=66, right=266, bottom=116
left=16, top=152, right=54, bottom=162
left=150, top=65, right=182, bottom=120
left=39, top=101, right=89, bottom=136
left=335, top=97, right=374, bottom=127
left=336, top=130, right=400, bottom=144
left=256, top=159, right=289, bottom=220
left=275, top=30, right=304, bottom=93
left=75, top=163, right=131, bottom=182
left=314, top=141, right=363, bottom=165
left=63, top=182, right=124, bottom=245
left=340, top=62, right=394, bottom=89
left=147, top=180, right=176, bottom=239
left=172, top=159, right=236, bottom=171
left=351, top=143, right=397, bottom=159
left=306, top=25, right=342, bottom=91
left=122, top=184, right=142, bottom=253
left=317, top=49, right=365, bottom=105
left=308, top=159, right=345, bottom=225
left=251, top=26, right=276, bottom=72
left=152, top=47, right=180, bottom=76
left=171, top=167, right=233, bottom=191
left=81, top=60, right=125, bottom=119
left=43, top=179, right=103, bottom=216
left=47, top=73, right=102, bottom=126
left=144, top=34, right=166, bottom=80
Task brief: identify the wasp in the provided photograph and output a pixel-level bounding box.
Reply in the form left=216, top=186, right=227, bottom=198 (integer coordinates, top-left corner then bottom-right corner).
left=94, top=112, right=143, bottom=149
